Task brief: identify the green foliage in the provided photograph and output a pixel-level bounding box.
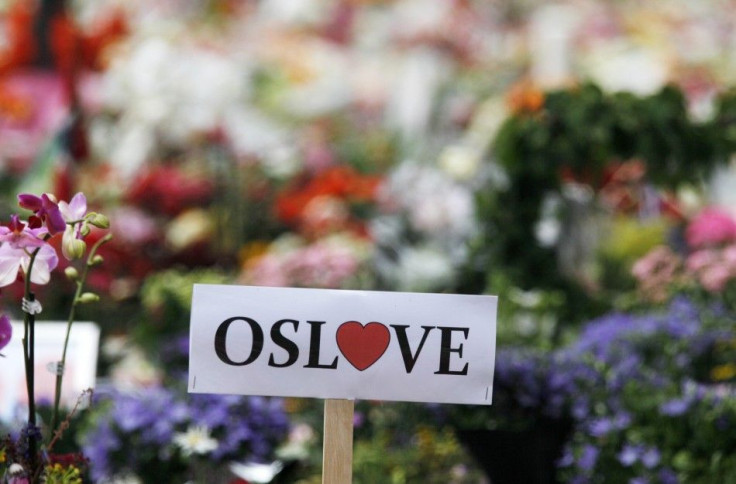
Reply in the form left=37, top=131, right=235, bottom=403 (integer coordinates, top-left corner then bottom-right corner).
left=132, top=267, right=230, bottom=354
left=466, top=83, right=736, bottom=329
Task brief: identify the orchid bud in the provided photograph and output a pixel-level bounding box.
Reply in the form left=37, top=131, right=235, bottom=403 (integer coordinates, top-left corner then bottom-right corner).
left=89, top=255, right=104, bottom=266
left=64, top=266, right=79, bottom=281
left=62, top=229, right=87, bottom=260
left=87, top=212, right=110, bottom=229
left=80, top=223, right=91, bottom=237
left=77, top=292, right=100, bottom=304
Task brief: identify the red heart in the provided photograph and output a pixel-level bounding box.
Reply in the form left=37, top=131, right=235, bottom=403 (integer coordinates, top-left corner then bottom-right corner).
left=336, top=321, right=390, bottom=371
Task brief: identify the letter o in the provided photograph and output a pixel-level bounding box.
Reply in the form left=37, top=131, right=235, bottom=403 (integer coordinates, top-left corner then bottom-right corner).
left=214, top=316, right=265, bottom=366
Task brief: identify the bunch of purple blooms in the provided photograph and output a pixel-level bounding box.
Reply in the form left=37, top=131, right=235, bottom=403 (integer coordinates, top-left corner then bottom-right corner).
left=557, top=298, right=736, bottom=483
left=80, top=386, right=290, bottom=482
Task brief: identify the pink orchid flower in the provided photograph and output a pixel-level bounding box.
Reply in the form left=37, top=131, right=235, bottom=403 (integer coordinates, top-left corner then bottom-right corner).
left=58, top=192, right=89, bottom=260
left=0, top=243, right=59, bottom=287
left=0, top=214, right=46, bottom=249
left=17, top=193, right=67, bottom=235
left=58, top=192, right=88, bottom=224
left=0, top=314, right=11, bottom=352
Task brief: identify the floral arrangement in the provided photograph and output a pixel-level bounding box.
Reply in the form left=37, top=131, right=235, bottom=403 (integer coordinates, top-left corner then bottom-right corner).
left=444, top=297, right=736, bottom=483
left=0, top=191, right=111, bottom=484
left=467, top=82, right=736, bottom=334
left=558, top=299, right=736, bottom=483
left=632, top=206, right=736, bottom=310
left=79, top=387, right=290, bottom=483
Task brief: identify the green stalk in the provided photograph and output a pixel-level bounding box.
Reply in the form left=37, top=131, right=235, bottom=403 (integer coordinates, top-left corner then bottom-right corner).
left=49, top=233, right=112, bottom=437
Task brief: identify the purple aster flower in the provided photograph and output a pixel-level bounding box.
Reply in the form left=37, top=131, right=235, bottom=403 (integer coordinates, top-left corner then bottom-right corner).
left=658, top=468, right=679, bottom=484
left=629, top=478, right=649, bottom=484
left=660, top=397, right=691, bottom=417
left=618, top=444, right=641, bottom=466
left=588, top=418, right=614, bottom=437
left=612, top=412, right=631, bottom=430
left=578, top=444, right=599, bottom=472
left=641, top=447, right=661, bottom=469
left=558, top=448, right=574, bottom=467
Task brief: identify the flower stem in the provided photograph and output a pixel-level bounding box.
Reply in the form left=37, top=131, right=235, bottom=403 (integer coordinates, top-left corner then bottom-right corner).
left=49, top=234, right=112, bottom=436
left=22, top=247, right=41, bottom=477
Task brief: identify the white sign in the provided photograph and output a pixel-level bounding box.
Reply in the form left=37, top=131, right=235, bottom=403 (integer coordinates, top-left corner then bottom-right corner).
left=0, top=322, right=100, bottom=422
left=188, top=285, right=497, bottom=405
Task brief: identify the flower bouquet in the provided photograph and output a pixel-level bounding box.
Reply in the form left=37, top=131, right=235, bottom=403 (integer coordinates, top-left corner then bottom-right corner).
left=0, top=191, right=111, bottom=483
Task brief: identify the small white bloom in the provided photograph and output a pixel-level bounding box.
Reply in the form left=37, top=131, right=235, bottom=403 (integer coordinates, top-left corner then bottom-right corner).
left=173, top=425, right=218, bottom=457
left=230, top=461, right=284, bottom=484
left=8, top=463, right=25, bottom=476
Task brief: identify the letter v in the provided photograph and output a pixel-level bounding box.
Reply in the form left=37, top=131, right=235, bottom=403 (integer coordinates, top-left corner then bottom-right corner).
left=390, top=325, right=435, bottom=373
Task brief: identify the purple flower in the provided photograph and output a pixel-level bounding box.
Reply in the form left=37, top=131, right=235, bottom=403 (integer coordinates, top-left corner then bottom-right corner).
left=641, top=447, right=661, bottom=469
left=578, top=444, right=599, bottom=471
left=658, top=468, right=679, bottom=484
left=660, top=397, right=691, bottom=417
left=0, top=215, right=46, bottom=249
left=0, top=314, right=11, bottom=352
left=18, top=193, right=66, bottom=235
left=588, top=418, right=614, bottom=437
left=629, top=478, right=649, bottom=484
left=558, top=448, right=574, bottom=467
left=618, top=444, right=641, bottom=466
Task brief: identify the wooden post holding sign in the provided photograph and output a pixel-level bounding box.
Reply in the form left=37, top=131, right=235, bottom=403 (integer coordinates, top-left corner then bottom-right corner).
left=322, top=399, right=355, bottom=484
left=188, top=285, right=497, bottom=483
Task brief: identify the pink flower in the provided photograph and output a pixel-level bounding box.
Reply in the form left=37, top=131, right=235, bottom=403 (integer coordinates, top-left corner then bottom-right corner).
left=698, top=264, right=734, bottom=292
left=632, top=246, right=682, bottom=302
left=632, top=246, right=679, bottom=281
left=58, top=192, right=88, bottom=223
left=17, top=193, right=66, bottom=234
left=0, top=314, right=11, bottom=352
left=686, top=249, right=718, bottom=273
left=722, top=245, right=736, bottom=266
left=685, top=207, right=736, bottom=249
left=0, top=243, right=58, bottom=287
left=58, top=193, right=89, bottom=260
left=0, top=214, right=46, bottom=249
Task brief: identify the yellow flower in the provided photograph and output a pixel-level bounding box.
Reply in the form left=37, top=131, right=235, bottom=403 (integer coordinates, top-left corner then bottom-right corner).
left=711, top=363, right=736, bottom=382
left=43, top=463, right=82, bottom=484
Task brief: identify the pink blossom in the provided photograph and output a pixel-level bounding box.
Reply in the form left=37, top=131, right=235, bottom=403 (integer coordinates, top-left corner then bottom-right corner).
left=632, top=246, right=679, bottom=281
left=632, top=246, right=682, bottom=302
left=0, top=214, right=46, bottom=249
left=246, top=254, right=289, bottom=287
left=0, top=243, right=59, bottom=287
left=698, top=264, right=734, bottom=292
left=58, top=192, right=88, bottom=223
left=686, top=207, right=736, bottom=249
left=0, top=314, right=11, bottom=352
left=722, top=245, right=736, bottom=266
left=17, top=193, right=66, bottom=234
left=686, top=249, right=719, bottom=273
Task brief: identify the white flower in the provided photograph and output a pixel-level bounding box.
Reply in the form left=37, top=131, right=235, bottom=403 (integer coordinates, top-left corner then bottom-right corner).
left=394, top=246, right=455, bottom=292
left=173, top=425, right=218, bottom=457
left=230, top=461, right=284, bottom=484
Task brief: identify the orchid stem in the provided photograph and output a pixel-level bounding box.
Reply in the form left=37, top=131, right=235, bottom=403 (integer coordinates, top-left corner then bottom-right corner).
left=49, top=233, right=112, bottom=437
left=22, top=247, right=41, bottom=477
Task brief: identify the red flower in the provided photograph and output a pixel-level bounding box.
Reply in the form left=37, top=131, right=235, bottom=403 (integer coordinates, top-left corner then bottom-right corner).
left=275, top=165, right=381, bottom=227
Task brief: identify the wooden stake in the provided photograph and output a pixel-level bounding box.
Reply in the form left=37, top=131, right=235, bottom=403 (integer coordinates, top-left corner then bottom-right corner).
left=322, top=399, right=355, bottom=484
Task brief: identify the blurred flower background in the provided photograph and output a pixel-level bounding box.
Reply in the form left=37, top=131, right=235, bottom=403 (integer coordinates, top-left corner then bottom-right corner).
left=2, top=0, right=736, bottom=482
